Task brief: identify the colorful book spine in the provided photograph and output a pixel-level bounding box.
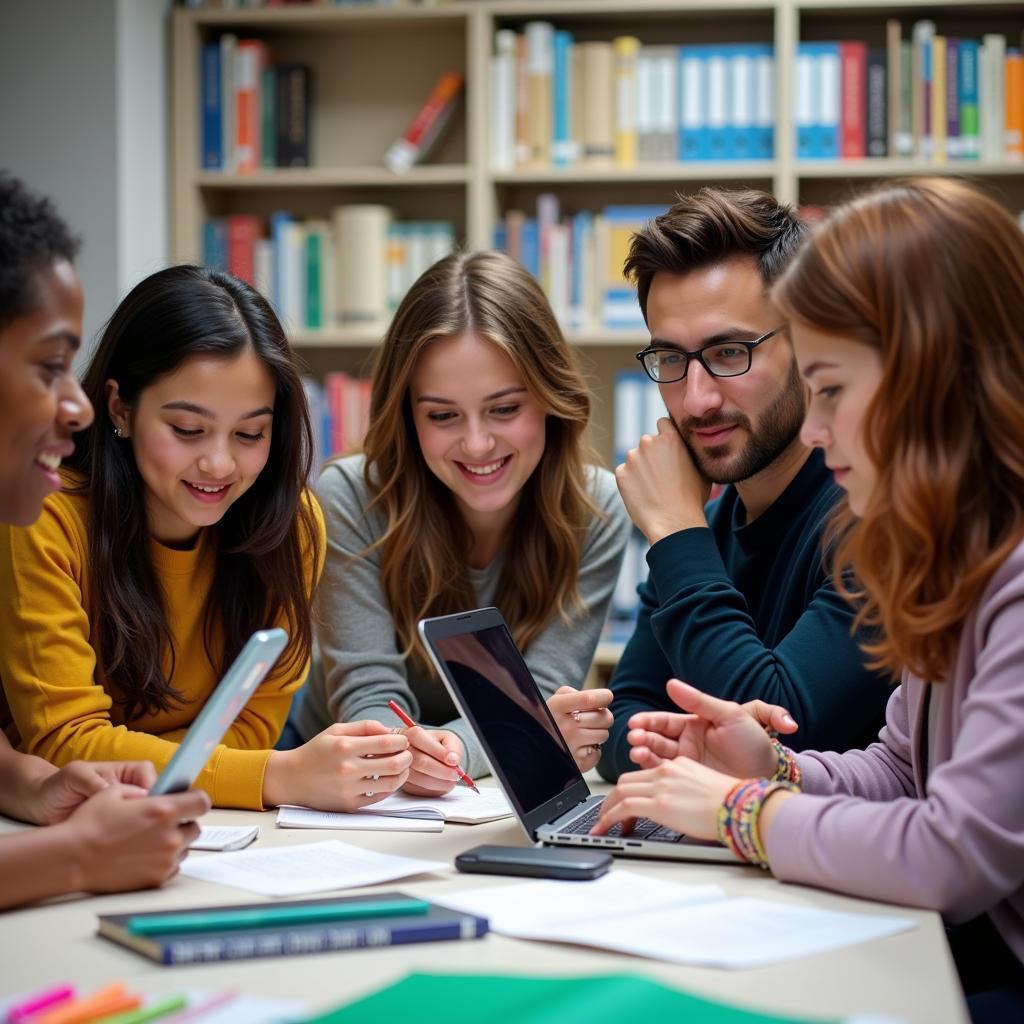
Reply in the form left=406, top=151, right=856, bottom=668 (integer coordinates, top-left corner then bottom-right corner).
left=945, top=39, right=960, bottom=158
left=613, top=36, right=640, bottom=167
left=524, top=22, right=554, bottom=169
left=384, top=70, right=463, bottom=173
left=1007, top=49, right=1024, bottom=161
left=552, top=30, right=575, bottom=166
left=200, top=43, right=222, bottom=169
left=275, top=64, right=311, bottom=168
left=840, top=41, right=867, bottom=158
left=866, top=48, right=888, bottom=157
left=679, top=45, right=706, bottom=161
left=959, top=39, right=980, bottom=159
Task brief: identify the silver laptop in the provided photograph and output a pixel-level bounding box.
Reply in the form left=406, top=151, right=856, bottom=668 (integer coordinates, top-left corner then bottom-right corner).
left=418, top=607, right=736, bottom=863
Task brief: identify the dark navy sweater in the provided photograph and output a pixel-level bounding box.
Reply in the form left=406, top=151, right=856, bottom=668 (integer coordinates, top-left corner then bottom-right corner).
left=598, top=447, right=892, bottom=783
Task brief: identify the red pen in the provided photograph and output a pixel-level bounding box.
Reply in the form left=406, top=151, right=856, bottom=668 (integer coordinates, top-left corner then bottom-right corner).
left=387, top=699, right=480, bottom=793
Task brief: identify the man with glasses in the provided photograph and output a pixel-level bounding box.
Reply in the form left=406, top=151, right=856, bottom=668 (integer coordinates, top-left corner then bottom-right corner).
left=597, top=188, right=890, bottom=783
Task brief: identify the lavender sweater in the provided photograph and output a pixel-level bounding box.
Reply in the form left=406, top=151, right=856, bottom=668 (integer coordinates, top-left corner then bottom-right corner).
left=767, top=540, right=1024, bottom=966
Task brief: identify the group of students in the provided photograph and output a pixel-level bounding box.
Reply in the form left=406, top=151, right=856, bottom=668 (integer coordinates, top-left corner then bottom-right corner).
left=0, top=170, right=1021, bottom=1018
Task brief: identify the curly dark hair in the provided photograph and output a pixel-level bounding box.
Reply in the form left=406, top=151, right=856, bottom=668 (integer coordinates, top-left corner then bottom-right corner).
left=0, top=172, right=80, bottom=330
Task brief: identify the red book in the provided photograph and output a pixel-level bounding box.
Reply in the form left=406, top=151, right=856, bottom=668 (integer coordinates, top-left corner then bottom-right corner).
left=235, top=40, right=269, bottom=174
left=226, top=215, right=261, bottom=286
left=840, top=41, right=867, bottom=159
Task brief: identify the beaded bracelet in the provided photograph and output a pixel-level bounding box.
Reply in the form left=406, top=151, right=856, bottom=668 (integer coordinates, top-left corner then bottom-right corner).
left=717, top=778, right=799, bottom=868
left=768, top=736, right=803, bottom=787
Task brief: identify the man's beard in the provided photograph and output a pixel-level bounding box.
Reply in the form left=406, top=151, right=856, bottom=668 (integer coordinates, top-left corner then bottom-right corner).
left=679, top=357, right=806, bottom=485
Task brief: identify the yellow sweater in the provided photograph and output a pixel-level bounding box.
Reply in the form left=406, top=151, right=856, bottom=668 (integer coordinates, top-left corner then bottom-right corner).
left=0, top=483, right=325, bottom=810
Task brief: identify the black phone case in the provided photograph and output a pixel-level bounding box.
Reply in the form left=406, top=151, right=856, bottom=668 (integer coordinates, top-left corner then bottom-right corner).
left=454, top=844, right=613, bottom=881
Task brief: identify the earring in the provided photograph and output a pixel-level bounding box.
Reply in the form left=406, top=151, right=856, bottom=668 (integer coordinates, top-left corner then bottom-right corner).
left=113, top=425, right=124, bottom=438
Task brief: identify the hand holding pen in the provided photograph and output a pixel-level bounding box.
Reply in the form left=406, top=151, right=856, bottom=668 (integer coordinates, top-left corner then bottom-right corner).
left=386, top=700, right=480, bottom=796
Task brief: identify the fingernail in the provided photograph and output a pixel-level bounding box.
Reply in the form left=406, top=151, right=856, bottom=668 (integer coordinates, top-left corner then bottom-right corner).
left=784, top=714, right=797, bottom=727
left=446, top=752, right=459, bottom=764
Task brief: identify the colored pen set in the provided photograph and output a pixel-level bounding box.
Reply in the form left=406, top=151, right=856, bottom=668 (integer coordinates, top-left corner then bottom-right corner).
left=4, top=984, right=189, bottom=1024
left=387, top=699, right=480, bottom=793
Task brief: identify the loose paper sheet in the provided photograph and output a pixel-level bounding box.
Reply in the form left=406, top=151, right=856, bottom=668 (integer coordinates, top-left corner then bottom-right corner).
left=180, top=840, right=445, bottom=897
left=434, top=870, right=915, bottom=969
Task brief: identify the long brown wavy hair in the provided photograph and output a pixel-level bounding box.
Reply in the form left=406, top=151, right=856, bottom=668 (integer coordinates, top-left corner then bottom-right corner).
left=361, top=250, right=599, bottom=669
left=773, top=178, right=1024, bottom=682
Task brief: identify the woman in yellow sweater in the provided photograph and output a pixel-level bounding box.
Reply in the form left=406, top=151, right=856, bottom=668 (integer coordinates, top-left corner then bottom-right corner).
left=0, top=263, right=412, bottom=811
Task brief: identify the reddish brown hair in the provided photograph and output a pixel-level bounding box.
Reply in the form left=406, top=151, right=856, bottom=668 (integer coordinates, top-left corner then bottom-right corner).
left=773, top=178, right=1024, bottom=682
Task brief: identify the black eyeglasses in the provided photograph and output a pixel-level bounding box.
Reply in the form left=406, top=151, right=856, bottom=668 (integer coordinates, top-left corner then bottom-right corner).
left=635, top=326, right=785, bottom=384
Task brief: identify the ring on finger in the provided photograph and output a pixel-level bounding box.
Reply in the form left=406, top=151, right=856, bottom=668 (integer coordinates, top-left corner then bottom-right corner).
left=571, top=709, right=581, bottom=723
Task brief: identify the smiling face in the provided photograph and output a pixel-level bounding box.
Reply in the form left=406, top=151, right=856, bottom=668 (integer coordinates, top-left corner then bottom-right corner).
left=409, top=331, right=547, bottom=537
left=0, top=260, right=93, bottom=525
left=792, top=323, right=884, bottom=516
left=108, top=349, right=276, bottom=545
left=646, top=257, right=806, bottom=484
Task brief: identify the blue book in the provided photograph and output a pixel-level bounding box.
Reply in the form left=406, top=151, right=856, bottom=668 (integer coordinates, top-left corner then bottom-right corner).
left=678, top=45, right=707, bottom=161
left=200, top=42, right=222, bottom=170
left=269, top=210, right=293, bottom=317
left=98, top=892, right=488, bottom=965
left=959, top=39, right=980, bottom=159
left=552, top=30, right=574, bottom=167
left=202, top=218, right=227, bottom=271
left=706, top=45, right=731, bottom=161
left=492, top=221, right=507, bottom=252
left=520, top=218, right=540, bottom=281
left=570, top=210, right=592, bottom=330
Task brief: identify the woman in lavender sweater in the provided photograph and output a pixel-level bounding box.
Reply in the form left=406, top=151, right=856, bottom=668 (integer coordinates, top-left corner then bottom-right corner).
left=592, top=178, right=1024, bottom=1020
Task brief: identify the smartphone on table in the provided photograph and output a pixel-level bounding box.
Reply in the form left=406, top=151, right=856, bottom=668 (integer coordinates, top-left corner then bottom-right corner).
left=455, top=844, right=612, bottom=881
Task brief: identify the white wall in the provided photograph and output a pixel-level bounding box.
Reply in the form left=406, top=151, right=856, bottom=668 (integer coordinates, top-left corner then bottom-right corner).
left=0, top=0, right=171, bottom=356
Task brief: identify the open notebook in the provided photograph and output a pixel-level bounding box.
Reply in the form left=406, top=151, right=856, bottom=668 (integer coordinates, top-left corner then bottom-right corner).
left=277, top=787, right=513, bottom=833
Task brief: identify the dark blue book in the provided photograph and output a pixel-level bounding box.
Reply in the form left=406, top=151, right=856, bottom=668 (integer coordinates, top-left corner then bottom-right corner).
left=200, top=42, right=222, bottom=170
left=98, top=891, right=488, bottom=965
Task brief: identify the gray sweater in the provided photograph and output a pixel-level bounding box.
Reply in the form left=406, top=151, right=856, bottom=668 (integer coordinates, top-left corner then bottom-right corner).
left=291, top=454, right=631, bottom=777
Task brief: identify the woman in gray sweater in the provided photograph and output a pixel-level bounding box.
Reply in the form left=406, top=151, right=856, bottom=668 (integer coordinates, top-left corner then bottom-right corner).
left=291, top=251, right=631, bottom=792
left=594, top=178, right=1024, bottom=1019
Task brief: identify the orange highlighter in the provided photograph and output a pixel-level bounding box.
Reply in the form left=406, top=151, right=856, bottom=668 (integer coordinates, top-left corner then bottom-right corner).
left=34, top=983, right=140, bottom=1024
left=387, top=699, right=479, bottom=793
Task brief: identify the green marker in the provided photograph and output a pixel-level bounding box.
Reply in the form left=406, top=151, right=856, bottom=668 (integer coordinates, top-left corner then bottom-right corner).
left=96, top=994, right=189, bottom=1024
left=126, top=898, right=431, bottom=936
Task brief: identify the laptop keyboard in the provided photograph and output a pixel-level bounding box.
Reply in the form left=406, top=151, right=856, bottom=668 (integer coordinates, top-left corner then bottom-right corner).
left=558, top=804, right=685, bottom=843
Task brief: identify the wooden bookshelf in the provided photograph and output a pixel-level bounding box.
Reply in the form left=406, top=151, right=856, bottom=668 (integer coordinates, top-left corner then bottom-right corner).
left=171, top=0, right=1024, bottom=468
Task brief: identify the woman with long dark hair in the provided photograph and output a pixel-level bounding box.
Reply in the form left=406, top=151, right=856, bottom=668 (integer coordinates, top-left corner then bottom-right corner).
left=0, top=264, right=412, bottom=810
left=593, top=178, right=1024, bottom=1019
left=289, top=251, right=631, bottom=794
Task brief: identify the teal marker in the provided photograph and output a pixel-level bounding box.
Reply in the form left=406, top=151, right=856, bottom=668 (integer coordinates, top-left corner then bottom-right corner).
left=126, top=898, right=431, bottom=936
left=96, top=994, right=189, bottom=1024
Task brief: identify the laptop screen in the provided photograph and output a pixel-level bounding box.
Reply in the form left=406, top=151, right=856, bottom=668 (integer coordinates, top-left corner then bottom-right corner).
left=431, top=623, right=583, bottom=821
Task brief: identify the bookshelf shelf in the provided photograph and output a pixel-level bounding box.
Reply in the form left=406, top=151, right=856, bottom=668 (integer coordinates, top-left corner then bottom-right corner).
left=795, top=159, right=1024, bottom=178
left=490, top=163, right=778, bottom=184
left=190, top=7, right=468, bottom=29
left=172, top=0, right=1024, bottom=472
left=196, top=167, right=471, bottom=189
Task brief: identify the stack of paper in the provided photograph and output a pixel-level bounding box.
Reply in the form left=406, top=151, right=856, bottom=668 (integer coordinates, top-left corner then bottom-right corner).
left=277, top=787, right=513, bottom=833
left=433, top=871, right=916, bottom=969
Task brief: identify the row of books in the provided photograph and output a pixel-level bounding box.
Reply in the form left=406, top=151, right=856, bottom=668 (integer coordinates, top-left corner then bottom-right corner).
left=182, top=1, right=453, bottom=7
left=202, top=207, right=456, bottom=331
left=493, top=198, right=665, bottom=332
left=490, top=26, right=775, bottom=169
left=304, top=373, right=372, bottom=469
left=797, top=24, right=1024, bottom=161
left=201, top=36, right=311, bottom=172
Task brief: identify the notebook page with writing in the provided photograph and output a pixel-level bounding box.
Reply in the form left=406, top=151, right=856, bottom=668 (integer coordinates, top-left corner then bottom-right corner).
left=277, top=787, right=512, bottom=831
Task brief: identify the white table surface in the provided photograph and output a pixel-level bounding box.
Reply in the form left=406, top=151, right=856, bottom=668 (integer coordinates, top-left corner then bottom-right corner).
left=0, top=797, right=968, bottom=1022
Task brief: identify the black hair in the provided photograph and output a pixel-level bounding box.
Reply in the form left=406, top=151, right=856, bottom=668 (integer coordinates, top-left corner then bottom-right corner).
left=0, top=172, right=80, bottom=329
left=66, top=264, right=319, bottom=719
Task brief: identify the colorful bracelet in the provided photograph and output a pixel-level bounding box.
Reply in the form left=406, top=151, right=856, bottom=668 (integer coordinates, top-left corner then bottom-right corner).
left=768, top=736, right=802, bottom=787
left=717, top=778, right=799, bottom=868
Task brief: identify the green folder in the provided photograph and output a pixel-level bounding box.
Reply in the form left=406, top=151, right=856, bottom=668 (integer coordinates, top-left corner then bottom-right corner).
left=299, top=972, right=837, bottom=1024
